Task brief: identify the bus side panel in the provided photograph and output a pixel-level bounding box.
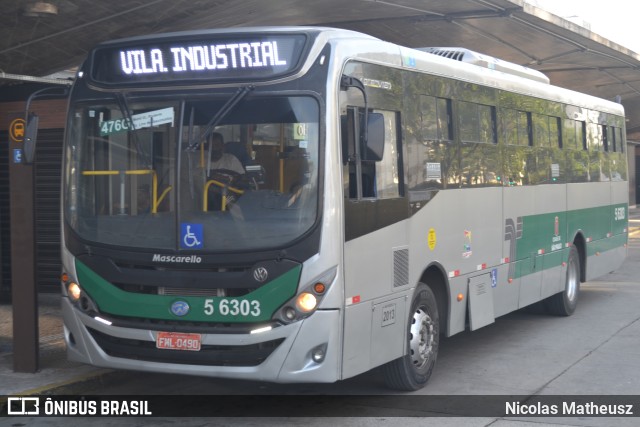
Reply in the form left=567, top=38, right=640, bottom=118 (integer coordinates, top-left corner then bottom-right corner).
left=370, top=295, right=407, bottom=368
left=342, top=302, right=373, bottom=378
left=502, top=186, right=535, bottom=308
left=408, top=188, right=503, bottom=336
left=539, top=185, right=569, bottom=300
left=342, top=221, right=409, bottom=378
left=505, top=184, right=569, bottom=307
left=540, top=250, right=567, bottom=300
left=611, top=180, right=629, bottom=237
left=492, top=263, right=518, bottom=318
left=567, top=181, right=617, bottom=281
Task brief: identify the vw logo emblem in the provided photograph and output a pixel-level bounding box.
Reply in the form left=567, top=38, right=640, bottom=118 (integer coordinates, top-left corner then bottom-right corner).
left=170, top=300, right=190, bottom=317
left=253, top=267, right=269, bottom=282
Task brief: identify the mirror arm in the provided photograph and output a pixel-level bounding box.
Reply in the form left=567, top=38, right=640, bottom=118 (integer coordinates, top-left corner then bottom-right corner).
left=340, top=75, right=369, bottom=146
left=22, top=86, right=70, bottom=164
left=24, top=86, right=70, bottom=123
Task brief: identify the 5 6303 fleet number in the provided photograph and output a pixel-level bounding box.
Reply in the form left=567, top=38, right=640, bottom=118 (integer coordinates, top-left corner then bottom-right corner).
left=204, top=299, right=261, bottom=317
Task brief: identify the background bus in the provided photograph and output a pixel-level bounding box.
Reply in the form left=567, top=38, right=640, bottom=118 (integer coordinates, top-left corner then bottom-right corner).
left=58, top=27, right=628, bottom=391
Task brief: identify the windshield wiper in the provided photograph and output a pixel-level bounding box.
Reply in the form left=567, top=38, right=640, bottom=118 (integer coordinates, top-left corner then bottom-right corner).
left=116, top=92, right=152, bottom=168
left=186, top=85, right=254, bottom=151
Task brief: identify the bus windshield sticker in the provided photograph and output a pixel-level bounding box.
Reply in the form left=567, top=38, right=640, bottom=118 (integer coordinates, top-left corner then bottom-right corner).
left=363, top=78, right=392, bottom=90
left=292, top=123, right=307, bottom=140
left=100, top=107, right=174, bottom=136
left=426, top=162, right=442, bottom=181
left=180, top=223, right=204, bottom=249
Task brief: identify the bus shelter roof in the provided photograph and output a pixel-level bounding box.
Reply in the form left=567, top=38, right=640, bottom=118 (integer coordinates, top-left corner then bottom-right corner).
left=2, top=0, right=640, bottom=135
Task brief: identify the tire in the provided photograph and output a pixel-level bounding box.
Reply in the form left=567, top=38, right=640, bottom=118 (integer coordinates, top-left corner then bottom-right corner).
left=545, top=245, right=580, bottom=316
left=382, top=283, right=439, bottom=391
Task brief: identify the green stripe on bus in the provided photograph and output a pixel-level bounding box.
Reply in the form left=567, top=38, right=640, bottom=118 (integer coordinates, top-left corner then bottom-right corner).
left=75, top=260, right=300, bottom=323
left=509, top=204, right=627, bottom=278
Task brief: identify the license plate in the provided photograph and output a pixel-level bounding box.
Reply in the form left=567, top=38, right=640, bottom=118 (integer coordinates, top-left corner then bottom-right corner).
left=156, top=332, right=201, bottom=351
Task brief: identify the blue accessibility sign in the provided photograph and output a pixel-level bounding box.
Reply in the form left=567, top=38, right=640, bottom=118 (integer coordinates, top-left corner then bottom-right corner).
left=180, top=223, right=203, bottom=249
left=13, top=149, right=23, bottom=164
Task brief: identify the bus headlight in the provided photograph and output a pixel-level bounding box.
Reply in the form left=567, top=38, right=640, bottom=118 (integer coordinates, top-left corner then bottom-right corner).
left=61, top=271, right=98, bottom=314
left=68, top=282, right=82, bottom=302
left=296, top=292, right=317, bottom=313
left=274, top=267, right=337, bottom=324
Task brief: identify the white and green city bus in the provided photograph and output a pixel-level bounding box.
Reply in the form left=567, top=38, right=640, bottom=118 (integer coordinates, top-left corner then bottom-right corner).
left=58, top=27, right=628, bottom=390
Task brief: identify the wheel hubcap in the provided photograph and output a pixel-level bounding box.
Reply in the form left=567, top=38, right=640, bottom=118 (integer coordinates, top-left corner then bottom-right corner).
left=409, top=308, right=434, bottom=369
left=567, top=257, right=579, bottom=301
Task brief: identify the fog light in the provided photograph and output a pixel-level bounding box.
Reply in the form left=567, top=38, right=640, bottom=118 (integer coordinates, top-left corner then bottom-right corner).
left=68, top=282, right=81, bottom=302
left=80, top=295, right=91, bottom=311
left=311, top=344, right=327, bottom=363
left=284, top=307, right=296, bottom=320
left=296, top=292, right=317, bottom=313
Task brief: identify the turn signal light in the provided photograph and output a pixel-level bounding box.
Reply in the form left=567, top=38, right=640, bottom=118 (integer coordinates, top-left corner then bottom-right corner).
left=313, top=283, right=326, bottom=294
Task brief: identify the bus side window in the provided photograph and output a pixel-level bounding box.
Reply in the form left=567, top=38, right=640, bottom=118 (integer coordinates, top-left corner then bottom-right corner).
left=373, top=110, right=401, bottom=199
left=341, top=108, right=359, bottom=198
left=342, top=107, right=376, bottom=198
left=342, top=108, right=401, bottom=199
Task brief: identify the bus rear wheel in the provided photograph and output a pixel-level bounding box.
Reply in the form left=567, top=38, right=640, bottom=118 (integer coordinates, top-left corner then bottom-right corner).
left=382, top=283, right=439, bottom=391
left=545, top=245, right=580, bottom=316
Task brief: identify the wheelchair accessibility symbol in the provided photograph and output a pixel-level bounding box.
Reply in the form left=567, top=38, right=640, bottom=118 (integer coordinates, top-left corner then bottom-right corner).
left=180, top=223, right=203, bottom=249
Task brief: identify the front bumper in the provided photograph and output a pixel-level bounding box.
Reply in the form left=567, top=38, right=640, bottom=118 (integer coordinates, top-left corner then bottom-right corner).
left=62, top=297, right=341, bottom=383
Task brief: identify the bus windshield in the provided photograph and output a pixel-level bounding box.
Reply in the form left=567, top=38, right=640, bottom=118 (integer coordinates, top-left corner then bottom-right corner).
left=65, top=94, right=320, bottom=252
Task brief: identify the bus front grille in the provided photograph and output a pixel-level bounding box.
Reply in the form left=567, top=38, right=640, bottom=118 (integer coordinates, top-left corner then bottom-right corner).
left=112, top=282, right=256, bottom=297
left=87, top=327, right=284, bottom=367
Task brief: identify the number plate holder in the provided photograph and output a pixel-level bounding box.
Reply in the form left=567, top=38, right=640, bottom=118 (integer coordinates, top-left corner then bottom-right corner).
left=156, top=331, right=201, bottom=351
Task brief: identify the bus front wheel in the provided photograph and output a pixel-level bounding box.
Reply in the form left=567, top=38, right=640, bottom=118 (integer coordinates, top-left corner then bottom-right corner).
left=382, top=283, right=439, bottom=391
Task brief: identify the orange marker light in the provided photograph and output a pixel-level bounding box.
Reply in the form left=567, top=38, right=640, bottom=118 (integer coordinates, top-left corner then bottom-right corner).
left=457, top=293, right=464, bottom=302
left=313, top=283, right=326, bottom=294
left=61, top=273, right=69, bottom=283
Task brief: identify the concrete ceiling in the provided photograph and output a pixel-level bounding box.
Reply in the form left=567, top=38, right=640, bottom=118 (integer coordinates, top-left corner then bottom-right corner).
left=3, top=0, right=640, bottom=135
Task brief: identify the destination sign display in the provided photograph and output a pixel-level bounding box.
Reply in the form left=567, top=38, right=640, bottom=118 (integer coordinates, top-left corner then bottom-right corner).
left=90, top=34, right=308, bottom=85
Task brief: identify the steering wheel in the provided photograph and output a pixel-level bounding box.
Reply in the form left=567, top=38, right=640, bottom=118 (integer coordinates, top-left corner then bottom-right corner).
left=209, top=168, right=241, bottom=186
left=206, top=168, right=245, bottom=209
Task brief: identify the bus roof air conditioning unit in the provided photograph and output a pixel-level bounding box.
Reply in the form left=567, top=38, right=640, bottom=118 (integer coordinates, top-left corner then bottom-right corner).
left=419, top=47, right=550, bottom=85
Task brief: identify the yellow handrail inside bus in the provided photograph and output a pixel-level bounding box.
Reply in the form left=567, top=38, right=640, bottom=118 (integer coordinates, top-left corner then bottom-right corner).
left=203, top=179, right=244, bottom=212
left=155, top=186, right=172, bottom=211
left=81, top=169, right=172, bottom=214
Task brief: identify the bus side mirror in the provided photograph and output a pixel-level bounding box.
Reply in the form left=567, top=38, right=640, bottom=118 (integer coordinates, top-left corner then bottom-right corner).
left=23, top=113, right=39, bottom=164
left=362, top=112, right=385, bottom=161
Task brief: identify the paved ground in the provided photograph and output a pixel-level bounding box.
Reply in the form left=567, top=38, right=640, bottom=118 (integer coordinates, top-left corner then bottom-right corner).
left=0, top=293, right=111, bottom=396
